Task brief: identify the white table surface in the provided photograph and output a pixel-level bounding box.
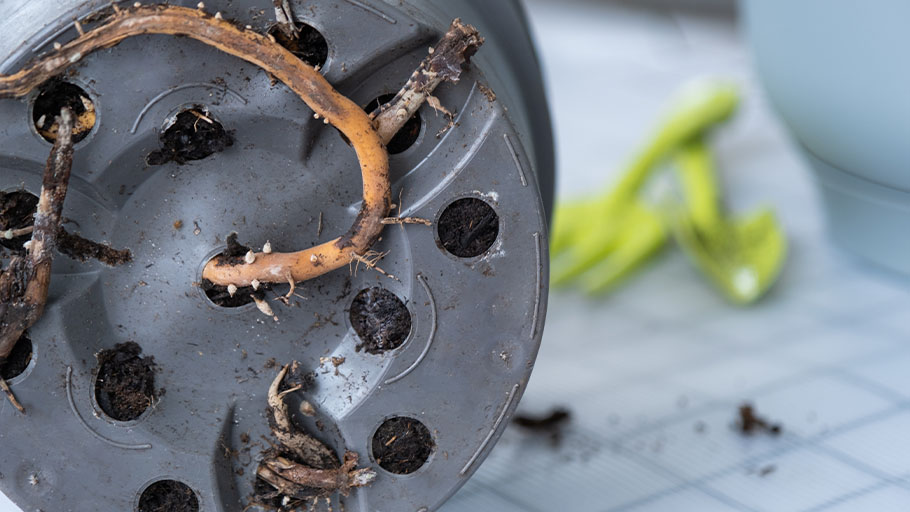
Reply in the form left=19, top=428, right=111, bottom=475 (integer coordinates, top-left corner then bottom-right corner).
left=6, top=0, right=910, bottom=511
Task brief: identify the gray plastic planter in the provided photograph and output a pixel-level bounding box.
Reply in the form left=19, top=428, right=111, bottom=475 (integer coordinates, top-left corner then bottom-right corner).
left=0, top=0, right=554, bottom=510
left=743, top=0, right=910, bottom=274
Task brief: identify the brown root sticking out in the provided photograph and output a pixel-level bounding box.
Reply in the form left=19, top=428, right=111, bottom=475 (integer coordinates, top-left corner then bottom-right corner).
left=0, top=4, right=391, bottom=289
left=255, top=364, right=376, bottom=507
left=371, top=19, right=483, bottom=145
left=0, top=108, right=75, bottom=362
left=0, top=108, right=76, bottom=412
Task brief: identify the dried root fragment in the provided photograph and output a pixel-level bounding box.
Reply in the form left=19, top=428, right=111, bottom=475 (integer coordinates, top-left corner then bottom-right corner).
left=0, top=108, right=75, bottom=361
left=372, top=19, right=483, bottom=145
left=257, top=365, right=376, bottom=507
left=0, top=108, right=76, bottom=412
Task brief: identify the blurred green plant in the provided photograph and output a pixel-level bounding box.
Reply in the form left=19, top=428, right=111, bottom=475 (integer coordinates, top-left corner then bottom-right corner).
left=550, top=81, right=787, bottom=304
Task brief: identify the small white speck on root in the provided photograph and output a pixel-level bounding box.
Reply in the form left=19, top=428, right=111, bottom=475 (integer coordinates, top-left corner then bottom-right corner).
left=227, top=284, right=238, bottom=297
left=309, top=254, right=318, bottom=263
left=299, top=400, right=316, bottom=417
left=53, top=42, right=62, bottom=50
left=262, top=241, right=272, bottom=254
left=215, top=11, right=223, bottom=19
left=251, top=279, right=261, bottom=291
left=133, top=2, right=141, bottom=7
left=196, top=1, right=205, bottom=9
left=244, top=250, right=256, bottom=264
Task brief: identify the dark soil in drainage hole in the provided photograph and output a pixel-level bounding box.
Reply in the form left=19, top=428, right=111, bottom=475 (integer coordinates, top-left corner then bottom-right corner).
left=0, top=333, right=32, bottom=380
left=138, top=480, right=199, bottom=512
left=437, top=197, right=499, bottom=258
left=268, top=23, right=329, bottom=68
left=372, top=416, right=434, bottom=474
left=203, top=233, right=269, bottom=308
left=94, top=342, right=157, bottom=421
left=0, top=190, right=38, bottom=252
left=349, top=287, right=411, bottom=354
left=146, top=108, right=233, bottom=166
left=32, top=79, right=96, bottom=143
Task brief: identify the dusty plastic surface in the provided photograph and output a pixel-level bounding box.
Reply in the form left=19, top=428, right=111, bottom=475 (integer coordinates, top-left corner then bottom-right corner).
left=0, top=0, right=552, bottom=510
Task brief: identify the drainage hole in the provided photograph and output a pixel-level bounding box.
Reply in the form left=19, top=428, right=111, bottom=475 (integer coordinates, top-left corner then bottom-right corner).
left=146, top=107, right=233, bottom=166
left=349, top=287, right=411, bottom=354
left=202, top=234, right=270, bottom=308
left=372, top=416, right=434, bottom=475
left=138, top=480, right=199, bottom=512
left=94, top=342, right=156, bottom=421
left=437, top=197, right=500, bottom=258
left=268, top=22, right=329, bottom=69
left=0, top=333, right=32, bottom=380
left=0, top=190, right=38, bottom=252
left=32, top=79, right=96, bottom=143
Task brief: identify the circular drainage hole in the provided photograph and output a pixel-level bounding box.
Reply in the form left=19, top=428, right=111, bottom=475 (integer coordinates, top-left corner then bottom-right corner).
left=437, top=197, right=499, bottom=258
left=138, top=480, right=199, bottom=512
left=146, top=107, right=233, bottom=166
left=0, top=333, right=32, bottom=380
left=372, top=416, right=434, bottom=475
left=95, top=342, right=156, bottom=421
left=0, top=190, right=38, bottom=252
left=349, top=287, right=411, bottom=354
left=268, top=22, right=329, bottom=68
left=202, top=234, right=270, bottom=308
left=32, top=79, right=96, bottom=143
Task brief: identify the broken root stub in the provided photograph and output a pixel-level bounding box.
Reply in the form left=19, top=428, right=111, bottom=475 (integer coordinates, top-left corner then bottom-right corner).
left=257, top=365, right=376, bottom=505
left=94, top=342, right=157, bottom=421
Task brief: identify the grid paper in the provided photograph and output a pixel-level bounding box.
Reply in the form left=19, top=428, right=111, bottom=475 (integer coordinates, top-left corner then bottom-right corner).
left=441, top=0, right=910, bottom=511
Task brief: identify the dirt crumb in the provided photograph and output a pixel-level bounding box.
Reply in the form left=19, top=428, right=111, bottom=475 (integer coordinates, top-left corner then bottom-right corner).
left=513, top=407, right=571, bottom=445
left=736, top=403, right=782, bottom=436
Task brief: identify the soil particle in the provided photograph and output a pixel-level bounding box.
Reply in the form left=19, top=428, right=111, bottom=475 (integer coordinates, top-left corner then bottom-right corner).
left=349, top=287, right=411, bottom=354
left=138, top=480, right=199, bottom=512
left=437, top=197, right=499, bottom=258
left=372, top=416, right=434, bottom=475
left=94, top=342, right=156, bottom=421
left=146, top=108, right=233, bottom=166
left=0, top=333, right=31, bottom=379
left=0, top=191, right=38, bottom=252
left=736, top=403, right=782, bottom=436
left=513, top=407, right=572, bottom=445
